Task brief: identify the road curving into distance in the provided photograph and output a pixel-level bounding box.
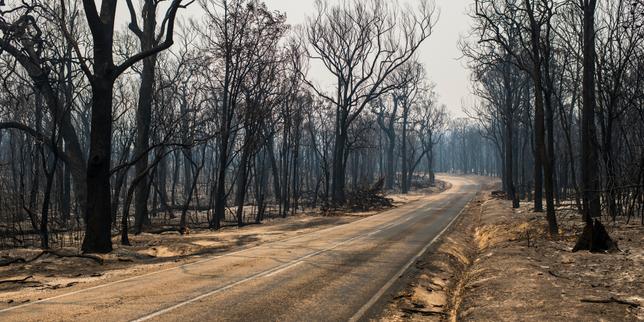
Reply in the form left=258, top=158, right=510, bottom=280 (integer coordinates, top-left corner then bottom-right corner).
left=0, top=175, right=481, bottom=322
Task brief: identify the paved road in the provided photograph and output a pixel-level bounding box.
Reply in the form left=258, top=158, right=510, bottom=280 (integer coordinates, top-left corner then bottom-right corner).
left=0, top=176, right=480, bottom=322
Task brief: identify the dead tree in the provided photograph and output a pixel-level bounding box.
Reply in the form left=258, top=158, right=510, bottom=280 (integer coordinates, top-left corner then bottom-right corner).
left=303, top=0, right=436, bottom=204
left=63, top=0, right=188, bottom=253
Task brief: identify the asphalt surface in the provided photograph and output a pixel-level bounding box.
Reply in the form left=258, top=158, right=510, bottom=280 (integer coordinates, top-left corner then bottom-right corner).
left=0, top=176, right=480, bottom=322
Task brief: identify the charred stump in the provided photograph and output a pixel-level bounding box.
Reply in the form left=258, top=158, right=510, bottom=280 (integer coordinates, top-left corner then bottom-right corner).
left=572, top=219, right=619, bottom=253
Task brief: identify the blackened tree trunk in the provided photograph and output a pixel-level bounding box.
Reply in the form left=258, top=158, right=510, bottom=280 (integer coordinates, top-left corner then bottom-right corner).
left=331, top=112, right=348, bottom=203
left=30, top=94, right=43, bottom=212
left=385, top=134, right=396, bottom=189
left=213, top=133, right=229, bottom=229
left=156, top=144, right=169, bottom=210
left=502, top=62, right=519, bottom=208
left=505, top=104, right=519, bottom=208
left=427, top=139, right=435, bottom=185
left=525, top=0, right=557, bottom=236
left=375, top=95, right=400, bottom=190
left=83, top=78, right=115, bottom=253
left=171, top=150, right=180, bottom=206
left=401, top=101, right=410, bottom=194
left=281, top=119, right=290, bottom=218
left=267, top=136, right=281, bottom=203
left=133, top=56, right=156, bottom=233
left=235, top=140, right=252, bottom=227
left=111, top=166, right=128, bottom=224
left=581, top=0, right=601, bottom=223
left=78, top=0, right=185, bottom=253
left=61, top=150, right=72, bottom=222
left=180, top=94, right=192, bottom=213
left=291, top=121, right=302, bottom=214
left=254, top=150, right=268, bottom=223
left=541, top=16, right=559, bottom=228
left=131, top=0, right=162, bottom=234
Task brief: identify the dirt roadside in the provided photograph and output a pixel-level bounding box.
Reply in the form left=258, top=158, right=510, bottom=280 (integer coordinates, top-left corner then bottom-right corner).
left=0, top=182, right=448, bottom=308
left=378, top=181, right=643, bottom=322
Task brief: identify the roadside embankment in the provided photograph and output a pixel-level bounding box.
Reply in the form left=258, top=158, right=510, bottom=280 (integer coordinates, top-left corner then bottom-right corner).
left=380, top=184, right=643, bottom=322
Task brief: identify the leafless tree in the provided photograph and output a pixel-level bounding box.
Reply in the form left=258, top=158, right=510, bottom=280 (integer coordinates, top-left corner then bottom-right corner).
left=303, top=0, right=436, bottom=203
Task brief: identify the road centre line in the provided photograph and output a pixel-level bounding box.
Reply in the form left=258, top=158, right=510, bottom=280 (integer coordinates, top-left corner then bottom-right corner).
left=130, top=213, right=421, bottom=322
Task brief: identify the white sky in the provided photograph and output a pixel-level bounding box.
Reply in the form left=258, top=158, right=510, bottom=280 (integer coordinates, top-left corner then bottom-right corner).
left=115, top=0, right=475, bottom=117
left=264, top=0, right=475, bottom=117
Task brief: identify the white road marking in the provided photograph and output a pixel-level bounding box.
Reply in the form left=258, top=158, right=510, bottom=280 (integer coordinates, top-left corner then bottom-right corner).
left=348, top=188, right=477, bottom=322
left=130, top=218, right=408, bottom=322
left=132, top=193, right=462, bottom=322
left=0, top=201, right=422, bottom=315
left=264, top=261, right=304, bottom=278
left=0, top=179, right=463, bottom=321
left=367, top=221, right=398, bottom=236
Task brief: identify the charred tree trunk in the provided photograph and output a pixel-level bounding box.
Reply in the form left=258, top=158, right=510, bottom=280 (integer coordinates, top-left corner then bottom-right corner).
left=574, top=0, right=617, bottom=253
left=580, top=0, right=602, bottom=224
left=82, top=77, right=114, bottom=253
left=331, top=115, right=348, bottom=204
left=235, top=140, right=252, bottom=227
left=133, top=0, right=160, bottom=236
left=505, top=109, right=519, bottom=208
left=267, top=136, right=281, bottom=204
left=525, top=0, right=557, bottom=236
left=213, top=137, right=228, bottom=229
left=401, top=103, right=410, bottom=194
left=133, top=56, right=156, bottom=234
left=40, top=143, right=60, bottom=250
left=385, top=131, right=395, bottom=190
left=502, top=62, right=519, bottom=208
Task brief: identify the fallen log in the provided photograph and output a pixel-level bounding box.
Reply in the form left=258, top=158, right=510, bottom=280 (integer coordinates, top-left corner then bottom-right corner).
left=491, top=190, right=507, bottom=199
left=144, top=227, right=181, bottom=235
left=401, top=307, right=447, bottom=316
left=580, top=296, right=640, bottom=307
left=0, top=275, right=36, bottom=284
left=0, top=258, right=26, bottom=267
left=0, top=250, right=103, bottom=267
left=45, top=251, right=104, bottom=265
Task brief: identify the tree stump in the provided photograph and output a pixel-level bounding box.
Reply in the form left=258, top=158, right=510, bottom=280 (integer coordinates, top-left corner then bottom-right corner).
left=572, top=219, right=619, bottom=253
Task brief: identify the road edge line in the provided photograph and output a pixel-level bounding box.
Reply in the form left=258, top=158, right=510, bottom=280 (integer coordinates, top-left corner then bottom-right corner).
left=348, top=189, right=477, bottom=322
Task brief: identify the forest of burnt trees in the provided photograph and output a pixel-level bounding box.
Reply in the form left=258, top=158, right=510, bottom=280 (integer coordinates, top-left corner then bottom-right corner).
left=0, top=0, right=453, bottom=253
left=0, top=0, right=642, bottom=254
left=464, top=0, right=644, bottom=250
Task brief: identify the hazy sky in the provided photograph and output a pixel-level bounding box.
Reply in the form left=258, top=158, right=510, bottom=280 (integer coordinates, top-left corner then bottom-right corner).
left=260, top=0, right=475, bottom=117
left=115, top=0, right=474, bottom=116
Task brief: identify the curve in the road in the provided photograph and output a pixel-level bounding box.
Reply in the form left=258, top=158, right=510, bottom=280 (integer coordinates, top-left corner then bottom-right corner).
left=0, top=176, right=480, bottom=322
